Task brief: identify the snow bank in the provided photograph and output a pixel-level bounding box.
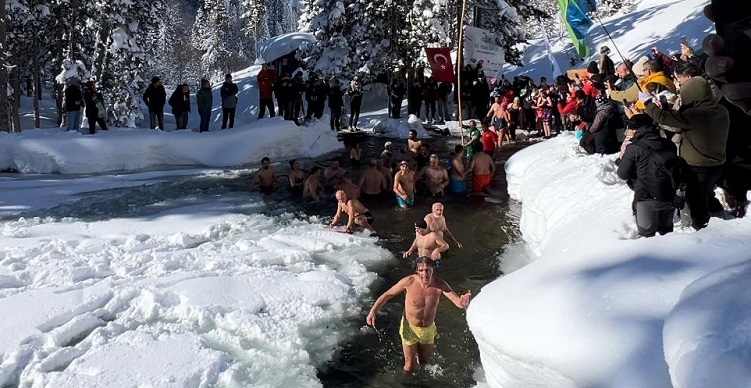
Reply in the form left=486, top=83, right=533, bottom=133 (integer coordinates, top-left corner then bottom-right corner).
left=0, top=199, right=393, bottom=386
left=467, top=134, right=751, bottom=387
left=256, top=32, right=316, bottom=65
left=0, top=118, right=340, bottom=174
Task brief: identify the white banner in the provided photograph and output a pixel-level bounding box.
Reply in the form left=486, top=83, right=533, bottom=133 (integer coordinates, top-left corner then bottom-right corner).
left=540, top=23, right=563, bottom=79
left=463, top=26, right=505, bottom=78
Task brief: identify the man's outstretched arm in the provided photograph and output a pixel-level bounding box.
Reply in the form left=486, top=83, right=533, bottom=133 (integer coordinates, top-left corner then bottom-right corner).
left=366, top=277, right=410, bottom=327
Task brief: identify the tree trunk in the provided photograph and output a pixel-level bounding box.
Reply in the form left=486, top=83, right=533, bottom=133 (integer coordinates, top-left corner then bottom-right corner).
left=9, top=64, right=21, bottom=132
left=32, top=27, right=41, bottom=128
left=0, top=0, right=10, bottom=132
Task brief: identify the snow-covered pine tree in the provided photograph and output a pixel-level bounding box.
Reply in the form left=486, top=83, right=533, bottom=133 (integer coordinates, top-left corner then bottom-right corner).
left=240, top=0, right=265, bottom=58
left=473, top=0, right=546, bottom=65
left=298, top=0, right=354, bottom=80
left=89, top=0, right=164, bottom=127
left=191, top=0, right=249, bottom=80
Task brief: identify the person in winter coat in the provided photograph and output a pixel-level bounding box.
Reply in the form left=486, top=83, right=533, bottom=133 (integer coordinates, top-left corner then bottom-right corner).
left=64, top=79, right=83, bottom=132
left=168, top=83, right=191, bottom=130
left=389, top=75, right=406, bottom=119
left=617, top=113, right=681, bottom=237
left=436, top=82, right=452, bottom=123
left=82, top=80, right=108, bottom=134
left=643, top=75, right=729, bottom=230
left=291, top=72, right=305, bottom=124
left=581, top=93, right=620, bottom=154
left=304, top=74, right=326, bottom=121
left=277, top=73, right=294, bottom=120
left=408, top=73, right=424, bottom=118
left=598, top=46, right=616, bottom=77
left=348, top=76, right=364, bottom=130
left=197, top=79, right=213, bottom=133
left=257, top=64, right=276, bottom=119
left=143, top=76, right=167, bottom=130
left=220, top=74, right=238, bottom=129
left=328, top=79, right=345, bottom=131
left=422, top=77, right=438, bottom=123
left=472, top=76, right=490, bottom=120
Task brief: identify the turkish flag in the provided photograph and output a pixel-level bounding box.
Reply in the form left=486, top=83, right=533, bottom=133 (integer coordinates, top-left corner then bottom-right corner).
left=425, top=47, right=455, bottom=83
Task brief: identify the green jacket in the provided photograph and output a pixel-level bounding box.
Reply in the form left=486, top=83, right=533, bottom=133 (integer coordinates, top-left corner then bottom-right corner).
left=645, top=77, right=728, bottom=166
left=197, top=87, right=213, bottom=116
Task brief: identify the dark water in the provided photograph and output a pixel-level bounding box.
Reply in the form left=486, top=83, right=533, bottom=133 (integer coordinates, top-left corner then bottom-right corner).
left=314, top=134, right=528, bottom=388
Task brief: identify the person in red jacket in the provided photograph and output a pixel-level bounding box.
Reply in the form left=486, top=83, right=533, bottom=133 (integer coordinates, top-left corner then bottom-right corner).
left=257, top=64, right=277, bottom=119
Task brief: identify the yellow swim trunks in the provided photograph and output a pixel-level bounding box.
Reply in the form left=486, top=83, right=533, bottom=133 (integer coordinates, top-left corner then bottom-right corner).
left=399, top=317, right=437, bottom=345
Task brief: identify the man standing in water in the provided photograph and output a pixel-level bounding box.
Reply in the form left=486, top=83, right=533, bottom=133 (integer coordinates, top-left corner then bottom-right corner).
left=403, top=219, right=449, bottom=261
left=394, top=160, right=416, bottom=209
left=366, top=256, right=471, bottom=373
left=253, top=157, right=276, bottom=194
left=329, top=190, right=376, bottom=234
left=424, top=202, right=462, bottom=248
left=468, top=142, right=495, bottom=194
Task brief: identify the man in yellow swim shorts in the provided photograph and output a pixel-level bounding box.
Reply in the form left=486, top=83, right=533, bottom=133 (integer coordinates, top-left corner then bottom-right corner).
left=366, top=256, right=471, bottom=373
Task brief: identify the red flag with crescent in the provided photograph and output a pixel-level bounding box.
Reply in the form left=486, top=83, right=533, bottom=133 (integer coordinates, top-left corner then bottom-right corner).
left=425, top=47, right=455, bottom=83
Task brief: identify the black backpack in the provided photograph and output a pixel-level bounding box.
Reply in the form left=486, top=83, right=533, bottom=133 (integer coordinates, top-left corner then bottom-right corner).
left=632, top=140, right=690, bottom=209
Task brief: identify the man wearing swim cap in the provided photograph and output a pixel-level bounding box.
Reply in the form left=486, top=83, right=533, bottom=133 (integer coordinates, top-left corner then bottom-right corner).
left=366, top=256, right=471, bottom=373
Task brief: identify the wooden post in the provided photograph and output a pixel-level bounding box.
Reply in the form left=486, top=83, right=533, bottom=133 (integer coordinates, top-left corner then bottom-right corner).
left=456, top=0, right=467, bottom=145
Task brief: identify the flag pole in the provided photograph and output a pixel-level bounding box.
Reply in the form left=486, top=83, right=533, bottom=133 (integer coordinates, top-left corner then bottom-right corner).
left=456, top=0, right=467, bottom=145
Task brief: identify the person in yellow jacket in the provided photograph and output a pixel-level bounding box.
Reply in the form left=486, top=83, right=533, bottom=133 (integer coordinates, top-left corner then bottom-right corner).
left=610, top=57, right=676, bottom=109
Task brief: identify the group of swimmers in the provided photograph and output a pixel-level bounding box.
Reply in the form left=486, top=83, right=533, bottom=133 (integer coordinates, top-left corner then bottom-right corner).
left=252, top=128, right=499, bottom=236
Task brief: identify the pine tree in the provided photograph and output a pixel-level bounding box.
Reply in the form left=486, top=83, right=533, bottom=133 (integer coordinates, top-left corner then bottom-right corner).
left=192, top=0, right=249, bottom=80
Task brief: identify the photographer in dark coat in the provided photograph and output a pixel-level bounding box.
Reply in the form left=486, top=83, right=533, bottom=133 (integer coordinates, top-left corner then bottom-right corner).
left=617, top=113, right=681, bottom=237
left=168, top=83, right=191, bottom=130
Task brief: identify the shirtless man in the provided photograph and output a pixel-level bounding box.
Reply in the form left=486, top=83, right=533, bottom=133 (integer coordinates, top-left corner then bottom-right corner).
left=448, top=145, right=468, bottom=194
left=394, top=160, right=416, bottom=209
left=253, top=157, right=276, bottom=193
left=417, top=154, right=449, bottom=197
left=335, top=173, right=360, bottom=200
left=393, top=146, right=414, bottom=169
left=324, top=158, right=346, bottom=189
left=376, top=157, right=393, bottom=190
left=366, top=256, right=471, bottom=373
left=468, top=142, right=495, bottom=194
left=408, top=129, right=422, bottom=156
left=359, top=158, right=388, bottom=200
left=380, top=141, right=394, bottom=169
left=424, top=202, right=462, bottom=248
left=303, top=167, right=323, bottom=201
left=329, top=190, right=376, bottom=233
left=403, top=219, right=449, bottom=261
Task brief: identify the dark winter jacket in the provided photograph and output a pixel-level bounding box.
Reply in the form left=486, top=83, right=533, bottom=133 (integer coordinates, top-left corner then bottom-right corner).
left=329, top=87, right=344, bottom=108
left=438, top=82, right=452, bottom=101
left=589, top=97, right=616, bottom=134
left=196, top=86, right=213, bottom=116
left=220, top=81, right=238, bottom=109
left=276, top=75, right=293, bottom=101
left=422, top=80, right=438, bottom=101
left=168, top=87, right=191, bottom=115
left=390, top=78, right=405, bottom=100
left=306, top=79, right=326, bottom=103
left=599, top=54, right=615, bottom=77
left=143, top=83, right=167, bottom=111
left=617, top=116, right=679, bottom=202
left=83, top=87, right=105, bottom=118
left=292, top=74, right=305, bottom=100
left=645, top=76, right=729, bottom=167
left=64, top=84, right=83, bottom=112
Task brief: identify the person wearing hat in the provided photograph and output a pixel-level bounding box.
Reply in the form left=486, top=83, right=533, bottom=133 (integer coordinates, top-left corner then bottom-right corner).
left=220, top=73, right=239, bottom=129
left=394, top=160, right=416, bottom=209
left=617, top=112, right=684, bottom=237
left=599, top=46, right=615, bottom=77
left=642, top=73, right=729, bottom=230
left=143, top=76, right=166, bottom=130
